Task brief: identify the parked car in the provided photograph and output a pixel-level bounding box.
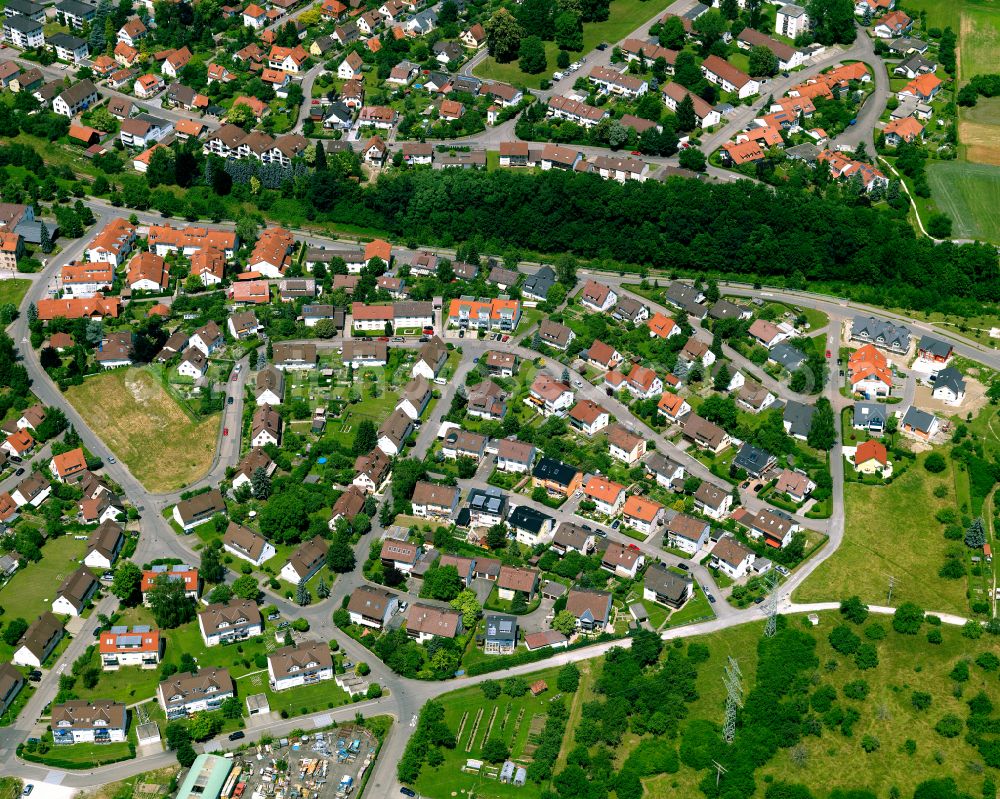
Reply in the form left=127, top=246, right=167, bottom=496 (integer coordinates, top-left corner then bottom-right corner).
left=707, top=594, right=717, bottom=603
left=776, top=565, right=790, bottom=576
left=596, top=42, right=608, bottom=50
left=227, top=397, right=234, bottom=405
left=15, top=468, right=23, bottom=476
left=108, top=456, right=116, bottom=464
left=223, top=428, right=229, bottom=436
left=400, top=789, right=416, bottom=797
left=611, top=519, right=620, bottom=530
left=22, top=785, right=33, bottom=796
left=229, top=731, right=245, bottom=741
left=676, top=563, right=689, bottom=571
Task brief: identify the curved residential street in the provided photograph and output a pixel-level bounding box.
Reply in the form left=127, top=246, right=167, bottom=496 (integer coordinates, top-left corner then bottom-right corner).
left=0, top=187, right=989, bottom=796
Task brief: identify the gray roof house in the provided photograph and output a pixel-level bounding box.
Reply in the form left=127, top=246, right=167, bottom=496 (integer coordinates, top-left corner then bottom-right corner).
left=521, top=266, right=556, bottom=301
left=851, top=315, right=911, bottom=354
left=853, top=401, right=888, bottom=433
left=733, top=442, right=775, bottom=478
left=768, top=343, right=807, bottom=372
left=782, top=400, right=815, bottom=440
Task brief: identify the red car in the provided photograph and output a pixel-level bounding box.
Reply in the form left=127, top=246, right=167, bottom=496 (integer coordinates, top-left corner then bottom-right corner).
left=223, top=427, right=229, bottom=436
left=378, top=336, right=389, bottom=341
left=826, top=350, right=831, bottom=358
left=630, top=150, right=641, bottom=155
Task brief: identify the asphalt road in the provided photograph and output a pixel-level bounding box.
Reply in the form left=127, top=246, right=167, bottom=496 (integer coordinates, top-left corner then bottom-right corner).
left=0, top=197, right=989, bottom=794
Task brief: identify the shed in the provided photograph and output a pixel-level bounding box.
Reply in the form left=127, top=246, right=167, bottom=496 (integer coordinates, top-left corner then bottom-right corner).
left=629, top=602, right=648, bottom=623
left=530, top=679, right=547, bottom=696
left=541, top=581, right=566, bottom=600
left=136, top=722, right=161, bottom=746
left=246, top=693, right=270, bottom=714
left=499, top=761, right=516, bottom=783
left=515, top=767, right=527, bottom=786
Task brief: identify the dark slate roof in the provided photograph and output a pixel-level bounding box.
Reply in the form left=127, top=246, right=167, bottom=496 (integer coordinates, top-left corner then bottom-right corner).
left=484, top=614, right=516, bottom=643
left=902, top=405, right=936, bottom=433
left=782, top=400, right=815, bottom=438
left=531, top=457, right=578, bottom=487
left=509, top=505, right=553, bottom=534
left=917, top=335, right=951, bottom=359
left=522, top=266, right=556, bottom=300
left=769, top=342, right=807, bottom=371
left=933, top=366, right=965, bottom=396
left=733, top=442, right=773, bottom=474
left=853, top=401, right=888, bottom=429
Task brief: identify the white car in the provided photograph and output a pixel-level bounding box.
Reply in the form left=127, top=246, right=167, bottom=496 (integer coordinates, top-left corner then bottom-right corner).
left=553, top=71, right=564, bottom=81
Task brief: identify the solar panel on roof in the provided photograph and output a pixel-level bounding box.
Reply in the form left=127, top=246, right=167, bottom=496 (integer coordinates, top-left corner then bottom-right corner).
left=134, top=625, right=150, bottom=633
left=118, top=635, right=142, bottom=646
left=110, top=625, right=127, bottom=633
left=152, top=564, right=167, bottom=572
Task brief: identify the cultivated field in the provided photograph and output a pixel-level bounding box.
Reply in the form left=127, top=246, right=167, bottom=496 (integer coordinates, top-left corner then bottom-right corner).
left=65, top=368, right=220, bottom=492
left=794, top=452, right=970, bottom=614
left=927, top=161, right=1000, bottom=241
left=960, top=5, right=1000, bottom=78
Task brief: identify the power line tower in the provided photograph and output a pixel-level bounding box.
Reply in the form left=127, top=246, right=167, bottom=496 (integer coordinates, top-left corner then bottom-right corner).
left=722, top=656, right=743, bottom=744
left=764, top=570, right=780, bottom=638
left=887, top=574, right=896, bottom=605
left=711, top=760, right=728, bottom=787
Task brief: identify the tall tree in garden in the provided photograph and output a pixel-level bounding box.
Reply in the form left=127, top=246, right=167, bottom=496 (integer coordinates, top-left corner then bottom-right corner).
left=676, top=93, right=697, bottom=132
left=966, top=518, right=986, bottom=549
left=659, top=15, right=686, bottom=49
left=517, top=0, right=554, bottom=40
left=807, top=397, right=836, bottom=450
left=250, top=466, right=271, bottom=499
left=314, top=141, right=326, bottom=172
left=27, top=302, right=37, bottom=324
left=484, top=9, right=523, bottom=63
left=518, top=36, right=547, bottom=74
left=748, top=45, right=778, bottom=77
left=295, top=579, right=310, bottom=606
left=38, top=223, right=52, bottom=254
left=201, top=542, right=225, bottom=584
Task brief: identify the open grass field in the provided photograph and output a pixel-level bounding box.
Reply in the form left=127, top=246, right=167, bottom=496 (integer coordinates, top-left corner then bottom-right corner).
left=0, top=279, right=31, bottom=310
left=425, top=610, right=1000, bottom=799
left=927, top=161, right=1000, bottom=240
left=960, top=4, right=1000, bottom=78
left=413, top=666, right=564, bottom=799
left=644, top=613, right=1000, bottom=799
left=474, top=0, right=672, bottom=88
left=794, top=451, right=970, bottom=614
left=0, top=535, right=88, bottom=624
left=64, top=368, right=220, bottom=492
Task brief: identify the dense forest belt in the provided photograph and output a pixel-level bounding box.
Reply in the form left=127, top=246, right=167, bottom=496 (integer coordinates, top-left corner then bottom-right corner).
left=315, top=168, right=998, bottom=313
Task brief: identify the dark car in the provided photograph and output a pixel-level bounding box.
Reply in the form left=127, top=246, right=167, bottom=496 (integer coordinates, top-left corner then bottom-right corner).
left=400, top=789, right=416, bottom=797
left=596, top=42, right=608, bottom=50
left=754, top=596, right=765, bottom=604
left=676, top=563, right=689, bottom=571
left=229, top=731, right=245, bottom=741
left=15, top=468, right=24, bottom=476
left=227, top=397, right=234, bottom=405
left=708, top=594, right=717, bottom=603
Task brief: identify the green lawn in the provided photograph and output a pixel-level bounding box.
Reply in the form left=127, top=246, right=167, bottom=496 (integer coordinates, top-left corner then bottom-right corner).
left=474, top=0, right=674, bottom=88
left=22, top=740, right=134, bottom=769
left=662, top=582, right=715, bottom=628
left=0, top=536, right=89, bottom=625
left=234, top=671, right=352, bottom=717
left=0, top=279, right=31, bottom=309
left=927, top=161, right=1000, bottom=242
left=324, top=391, right=400, bottom=450
left=795, top=451, right=970, bottom=614
left=413, top=666, right=565, bottom=799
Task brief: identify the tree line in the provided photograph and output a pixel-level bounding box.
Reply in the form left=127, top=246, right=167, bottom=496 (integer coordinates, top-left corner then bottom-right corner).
left=303, top=168, right=999, bottom=314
